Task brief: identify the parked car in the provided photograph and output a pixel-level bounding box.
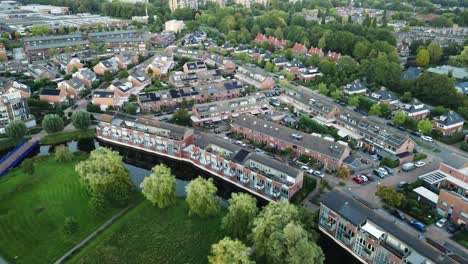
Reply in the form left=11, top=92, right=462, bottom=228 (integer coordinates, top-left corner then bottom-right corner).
left=365, top=174, right=375, bottom=181
left=415, top=161, right=426, bottom=168
left=408, top=220, right=426, bottom=232
left=411, top=131, right=422, bottom=137
left=446, top=223, right=462, bottom=234
left=402, top=163, right=416, bottom=171
left=313, top=171, right=325, bottom=178
left=359, top=175, right=369, bottom=182
left=373, top=169, right=386, bottom=178
left=435, top=219, right=448, bottom=228
left=397, top=126, right=406, bottom=131
left=370, top=154, right=379, bottom=161
left=382, top=166, right=394, bottom=174
left=235, top=141, right=246, bottom=147
left=391, top=209, right=405, bottom=220
left=301, top=166, right=313, bottom=174
left=352, top=177, right=364, bottom=184
left=72, top=104, right=79, bottom=109
left=387, top=122, right=396, bottom=127
left=378, top=167, right=389, bottom=176
left=421, top=135, right=433, bottom=142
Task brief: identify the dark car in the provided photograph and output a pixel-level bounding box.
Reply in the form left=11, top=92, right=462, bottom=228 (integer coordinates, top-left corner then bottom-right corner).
left=387, top=122, right=396, bottom=127
left=408, top=220, right=426, bottom=232
left=411, top=131, right=422, bottom=137
left=446, top=223, right=461, bottom=234
left=397, top=126, right=406, bottom=131
left=72, top=104, right=79, bottom=109
left=391, top=209, right=405, bottom=220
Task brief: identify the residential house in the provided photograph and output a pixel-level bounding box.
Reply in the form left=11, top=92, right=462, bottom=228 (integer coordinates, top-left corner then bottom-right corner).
left=57, top=77, right=85, bottom=99
left=433, top=111, right=465, bottom=136
left=368, top=89, right=400, bottom=105
left=138, top=80, right=243, bottom=112
left=23, top=33, right=89, bottom=60
left=292, top=42, right=307, bottom=54
left=231, top=114, right=351, bottom=169
left=91, top=90, right=117, bottom=111
left=152, top=31, right=176, bottom=47
left=145, top=54, right=174, bottom=77
left=283, top=60, right=305, bottom=75
left=401, top=67, right=423, bottom=80
left=0, top=91, right=36, bottom=133
left=399, top=102, right=431, bottom=120
left=273, top=56, right=289, bottom=69
left=204, top=54, right=236, bottom=74
left=297, top=67, right=322, bottom=82
left=234, top=45, right=249, bottom=54
left=53, top=54, right=83, bottom=73
left=128, top=72, right=151, bottom=88
left=88, top=30, right=150, bottom=52
left=419, top=163, right=468, bottom=226
left=0, top=43, right=6, bottom=61
left=171, top=47, right=206, bottom=61
left=93, top=58, right=119, bottom=75
left=253, top=34, right=286, bottom=49
left=191, top=95, right=271, bottom=126
left=342, top=80, right=368, bottom=95
left=307, top=47, right=324, bottom=57
left=72, top=68, right=96, bottom=88
left=279, top=90, right=340, bottom=125
left=326, top=51, right=341, bottom=61
left=183, top=61, right=207, bottom=74
left=112, top=52, right=138, bottom=70
left=455, top=82, right=468, bottom=94
left=169, top=69, right=223, bottom=88
left=319, top=191, right=454, bottom=264
left=427, top=65, right=468, bottom=80
left=39, top=88, right=67, bottom=105
left=0, top=78, right=31, bottom=98
left=235, top=64, right=275, bottom=89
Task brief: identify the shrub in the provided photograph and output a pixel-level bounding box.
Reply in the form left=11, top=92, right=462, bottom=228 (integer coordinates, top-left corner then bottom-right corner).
left=413, top=153, right=427, bottom=161
left=21, top=158, right=34, bottom=174
left=380, top=157, right=400, bottom=168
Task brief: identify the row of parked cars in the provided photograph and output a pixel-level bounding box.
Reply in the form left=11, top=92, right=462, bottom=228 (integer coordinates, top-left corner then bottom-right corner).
left=372, top=166, right=394, bottom=178
left=300, top=166, right=325, bottom=178
left=391, top=209, right=462, bottom=234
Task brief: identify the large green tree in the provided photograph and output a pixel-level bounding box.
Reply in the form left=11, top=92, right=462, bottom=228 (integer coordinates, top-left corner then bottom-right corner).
left=376, top=186, right=403, bottom=207
left=368, top=104, right=381, bottom=116
left=392, top=110, right=407, bottom=126
left=416, top=49, right=430, bottom=67
left=171, top=109, right=191, bottom=126
left=42, top=114, right=64, bottom=134
left=5, top=120, right=27, bottom=140
left=71, top=110, right=91, bottom=130
left=208, top=237, right=254, bottom=264
left=251, top=202, right=324, bottom=264
left=427, top=41, right=441, bottom=64
left=417, top=119, right=433, bottom=134
left=222, top=193, right=258, bottom=240
left=75, top=147, right=134, bottom=206
left=185, top=177, right=220, bottom=217
left=140, top=164, right=176, bottom=208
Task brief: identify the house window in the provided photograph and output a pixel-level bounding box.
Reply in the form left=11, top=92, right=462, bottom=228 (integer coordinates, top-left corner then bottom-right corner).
left=440, top=201, right=448, bottom=207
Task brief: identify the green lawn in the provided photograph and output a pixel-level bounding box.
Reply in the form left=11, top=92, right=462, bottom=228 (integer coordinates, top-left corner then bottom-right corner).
left=0, top=154, right=118, bottom=263
left=40, top=129, right=96, bottom=145
left=70, top=199, right=226, bottom=264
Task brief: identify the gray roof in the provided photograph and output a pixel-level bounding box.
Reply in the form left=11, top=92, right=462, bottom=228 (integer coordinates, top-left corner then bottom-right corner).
left=368, top=89, right=399, bottom=102
left=233, top=114, right=347, bottom=160
left=23, top=33, right=83, bottom=42
left=66, top=77, right=84, bottom=89
left=243, top=152, right=301, bottom=180
left=88, top=30, right=138, bottom=37
left=343, top=80, right=367, bottom=92
left=321, top=191, right=453, bottom=264
left=195, top=133, right=242, bottom=155
left=434, top=111, right=465, bottom=126
left=25, top=40, right=89, bottom=51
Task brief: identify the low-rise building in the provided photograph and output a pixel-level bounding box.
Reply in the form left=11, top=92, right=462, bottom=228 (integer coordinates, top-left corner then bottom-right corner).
left=292, top=42, right=307, bottom=54
left=419, top=163, right=468, bottom=226
left=231, top=114, right=350, bottom=169
left=182, top=61, right=207, bottom=74
left=57, top=77, right=85, bottom=99
left=401, top=67, right=423, bottom=80
left=152, top=31, right=176, bottom=47
left=93, top=58, right=119, bottom=75
left=164, top=20, right=185, bottom=33
left=138, top=80, right=243, bottom=112
left=91, top=90, right=117, bottom=111
left=433, top=111, right=465, bottom=136
left=191, top=95, right=271, bottom=126
left=319, top=191, right=453, bottom=264
left=398, top=102, right=430, bottom=120
left=428, top=65, right=468, bottom=80
left=23, top=34, right=89, bottom=60
left=169, top=69, right=224, bottom=88
left=342, top=80, right=367, bottom=95
left=144, top=53, right=174, bottom=77
left=368, top=89, right=400, bottom=105
left=297, top=67, right=322, bottom=82
left=53, top=54, right=83, bottom=73
left=0, top=78, right=31, bottom=98
left=204, top=54, right=236, bottom=74
left=307, top=47, right=324, bottom=57
left=72, top=68, right=96, bottom=88
left=0, top=91, right=36, bottom=133
left=235, top=64, right=275, bottom=89
left=253, top=34, right=286, bottom=49
left=39, top=88, right=67, bottom=105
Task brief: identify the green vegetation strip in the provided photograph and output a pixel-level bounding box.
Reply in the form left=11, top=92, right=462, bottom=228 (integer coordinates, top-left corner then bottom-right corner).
left=40, top=129, right=96, bottom=145
left=413, top=139, right=441, bottom=153
left=69, top=199, right=225, bottom=264
left=0, top=154, right=119, bottom=264
left=0, top=137, right=31, bottom=151
left=452, top=230, right=468, bottom=249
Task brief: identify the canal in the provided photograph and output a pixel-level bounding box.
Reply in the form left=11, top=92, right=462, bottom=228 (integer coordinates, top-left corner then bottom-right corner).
left=29, top=138, right=360, bottom=264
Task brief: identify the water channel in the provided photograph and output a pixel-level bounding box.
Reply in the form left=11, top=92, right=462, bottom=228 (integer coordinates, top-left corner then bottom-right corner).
left=26, top=138, right=359, bottom=264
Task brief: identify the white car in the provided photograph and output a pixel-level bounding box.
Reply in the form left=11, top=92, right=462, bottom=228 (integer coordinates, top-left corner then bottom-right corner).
left=435, top=219, right=447, bottom=228
left=360, top=175, right=369, bottom=182
left=421, top=135, right=433, bottom=142
left=378, top=168, right=388, bottom=176
left=415, top=161, right=426, bottom=168
left=236, top=141, right=246, bottom=147
left=313, top=171, right=325, bottom=178
left=301, top=165, right=311, bottom=173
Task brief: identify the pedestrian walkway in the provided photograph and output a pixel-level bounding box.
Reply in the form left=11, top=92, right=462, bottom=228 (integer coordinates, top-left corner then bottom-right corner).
left=0, top=140, right=39, bottom=177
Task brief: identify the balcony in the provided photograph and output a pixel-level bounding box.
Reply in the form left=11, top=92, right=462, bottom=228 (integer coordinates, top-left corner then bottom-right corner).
left=338, top=233, right=354, bottom=245
left=240, top=176, right=249, bottom=184
left=256, top=182, right=265, bottom=190
left=320, top=218, right=336, bottom=231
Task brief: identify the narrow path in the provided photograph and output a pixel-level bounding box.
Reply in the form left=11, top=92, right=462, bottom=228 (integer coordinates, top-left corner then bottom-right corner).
left=54, top=205, right=132, bottom=264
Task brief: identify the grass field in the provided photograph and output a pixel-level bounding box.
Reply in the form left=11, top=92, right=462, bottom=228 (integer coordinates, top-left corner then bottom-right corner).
left=40, top=129, right=96, bottom=145
left=70, top=199, right=226, bottom=264
left=0, top=154, right=118, bottom=263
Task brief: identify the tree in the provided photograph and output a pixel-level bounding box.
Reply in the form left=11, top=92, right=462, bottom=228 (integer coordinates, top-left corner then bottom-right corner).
left=64, top=46, right=73, bottom=53
left=42, top=114, right=64, bottom=134
left=146, top=67, right=153, bottom=76
left=368, top=104, right=381, bottom=116
left=222, top=193, right=258, bottom=240
left=427, top=41, right=441, bottom=64
left=348, top=95, right=360, bottom=107
left=317, top=83, right=329, bottom=95
left=63, top=217, right=79, bottom=235
left=5, top=120, right=27, bottom=140
left=336, top=166, right=351, bottom=179
left=251, top=202, right=324, bottom=264
left=71, top=110, right=91, bottom=130
left=376, top=186, right=403, bottom=207
left=330, top=89, right=341, bottom=99
left=103, top=70, right=113, bottom=82
left=49, top=48, right=57, bottom=57
left=171, top=109, right=191, bottom=126
left=75, top=147, right=134, bottom=206
left=140, top=164, right=176, bottom=208
left=392, top=110, right=406, bottom=126
left=208, top=237, right=254, bottom=264
left=55, top=145, right=73, bottom=162
left=353, top=41, right=371, bottom=61
left=416, top=49, right=430, bottom=67
left=118, top=70, right=129, bottom=79
left=124, top=102, right=137, bottom=115
left=1, top=32, right=9, bottom=39
left=71, top=66, right=79, bottom=73
left=417, top=119, right=433, bottom=134
left=185, top=177, right=220, bottom=218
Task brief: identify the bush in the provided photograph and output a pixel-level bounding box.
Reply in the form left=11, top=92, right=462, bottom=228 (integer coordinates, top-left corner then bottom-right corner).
left=413, top=153, right=428, bottom=161
left=380, top=157, right=400, bottom=168
left=297, top=154, right=311, bottom=164
left=461, top=141, right=468, bottom=153
left=55, top=145, right=73, bottom=162
left=21, top=158, right=34, bottom=174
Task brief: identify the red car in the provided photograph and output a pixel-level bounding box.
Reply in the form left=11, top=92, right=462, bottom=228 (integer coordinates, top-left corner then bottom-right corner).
left=352, top=177, right=364, bottom=184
